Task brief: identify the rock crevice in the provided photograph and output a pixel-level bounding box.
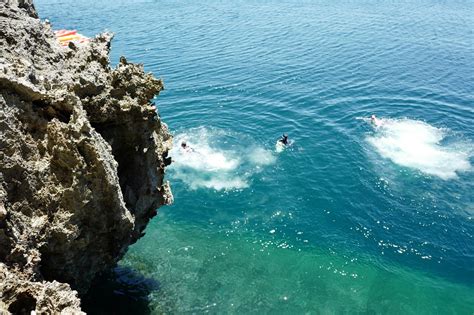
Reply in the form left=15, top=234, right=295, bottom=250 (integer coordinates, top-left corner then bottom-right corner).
left=0, top=1, right=172, bottom=313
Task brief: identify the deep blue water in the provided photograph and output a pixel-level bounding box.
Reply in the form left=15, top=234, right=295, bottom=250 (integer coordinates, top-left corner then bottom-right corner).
left=36, top=0, right=474, bottom=313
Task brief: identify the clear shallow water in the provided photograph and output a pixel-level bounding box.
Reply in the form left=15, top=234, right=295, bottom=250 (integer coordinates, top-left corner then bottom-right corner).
left=36, top=0, right=474, bottom=313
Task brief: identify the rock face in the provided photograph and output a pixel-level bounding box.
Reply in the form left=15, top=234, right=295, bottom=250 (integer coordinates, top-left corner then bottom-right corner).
left=0, top=1, right=173, bottom=313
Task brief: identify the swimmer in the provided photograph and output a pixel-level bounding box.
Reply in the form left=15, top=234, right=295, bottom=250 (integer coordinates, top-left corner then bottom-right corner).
left=278, top=134, right=289, bottom=145
left=180, top=141, right=194, bottom=153
left=275, top=133, right=292, bottom=152
left=371, top=115, right=383, bottom=127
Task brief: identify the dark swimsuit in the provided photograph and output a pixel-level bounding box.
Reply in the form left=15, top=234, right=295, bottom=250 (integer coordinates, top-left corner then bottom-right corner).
left=279, top=138, right=289, bottom=145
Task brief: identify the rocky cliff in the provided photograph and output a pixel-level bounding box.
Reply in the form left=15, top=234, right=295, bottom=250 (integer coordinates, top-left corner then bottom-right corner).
left=0, top=1, right=173, bottom=313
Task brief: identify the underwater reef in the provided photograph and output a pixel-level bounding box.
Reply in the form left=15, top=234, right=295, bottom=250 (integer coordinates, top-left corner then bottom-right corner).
left=0, top=0, right=172, bottom=312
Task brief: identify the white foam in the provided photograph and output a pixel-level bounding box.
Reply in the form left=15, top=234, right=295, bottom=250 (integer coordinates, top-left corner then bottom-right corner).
left=185, top=176, right=249, bottom=190
left=275, top=141, right=285, bottom=153
left=170, top=128, right=275, bottom=190
left=366, top=118, right=472, bottom=180
left=172, top=143, right=239, bottom=172
left=248, top=147, right=276, bottom=165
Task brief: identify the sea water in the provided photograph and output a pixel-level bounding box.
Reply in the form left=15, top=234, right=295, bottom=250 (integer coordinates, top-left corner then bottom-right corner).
left=35, top=0, right=474, bottom=313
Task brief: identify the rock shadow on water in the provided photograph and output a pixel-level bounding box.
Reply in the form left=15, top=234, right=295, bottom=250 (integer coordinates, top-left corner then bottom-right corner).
left=82, top=266, right=160, bottom=315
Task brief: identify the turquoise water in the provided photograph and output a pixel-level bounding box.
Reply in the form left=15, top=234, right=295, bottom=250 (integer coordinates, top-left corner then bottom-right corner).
left=36, top=0, right=474, bottom=313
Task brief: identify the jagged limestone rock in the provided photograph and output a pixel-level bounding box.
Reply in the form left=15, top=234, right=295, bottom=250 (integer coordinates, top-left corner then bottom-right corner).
left=0, top=264, right=84, bottom=314
left=0, top=0, right=173, bottom=312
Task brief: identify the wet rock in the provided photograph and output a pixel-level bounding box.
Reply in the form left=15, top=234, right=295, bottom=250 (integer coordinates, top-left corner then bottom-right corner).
left=0, top=0, right=172, bottom=313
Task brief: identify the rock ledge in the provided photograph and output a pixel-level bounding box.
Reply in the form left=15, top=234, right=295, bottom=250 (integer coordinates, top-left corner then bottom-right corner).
left=0, top=1, right=172, bottom=313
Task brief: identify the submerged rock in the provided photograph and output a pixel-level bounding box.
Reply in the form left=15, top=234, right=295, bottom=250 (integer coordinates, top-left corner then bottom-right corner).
left=0, top=0, right=173, bottom=312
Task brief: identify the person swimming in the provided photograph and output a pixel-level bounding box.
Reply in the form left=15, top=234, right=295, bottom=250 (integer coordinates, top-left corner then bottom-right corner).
left=371, top=115, right=383, bottom=127
left=278, top=134, right=289, bottom=145
left=181, top=141, right=194, bottom=153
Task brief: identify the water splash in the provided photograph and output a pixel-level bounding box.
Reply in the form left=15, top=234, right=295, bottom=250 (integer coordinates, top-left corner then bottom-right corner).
left=172, top=137, right=239, bottom=173
left=170, top=127, right=275, bottom=190
left=366, top=118, right=472, bottom=179
left=248, top=147, right=276, bottom=166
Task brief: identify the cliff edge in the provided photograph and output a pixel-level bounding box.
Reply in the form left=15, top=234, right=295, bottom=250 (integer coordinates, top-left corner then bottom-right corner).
left=0, top=1, right=173, bottom=313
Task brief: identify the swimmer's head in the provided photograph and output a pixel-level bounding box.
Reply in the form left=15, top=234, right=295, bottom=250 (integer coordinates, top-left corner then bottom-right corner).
left=371, top=115, right=376, bottom=120
left=181, top=141, right=187, bottom=148
left=282, top=133, right=288, bottom=139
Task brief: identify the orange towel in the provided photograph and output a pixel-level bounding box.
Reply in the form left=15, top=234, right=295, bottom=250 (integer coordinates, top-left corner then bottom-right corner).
left=54, top=29, right=77, bottom=37
left=54, top=29, right=89, bottom=47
